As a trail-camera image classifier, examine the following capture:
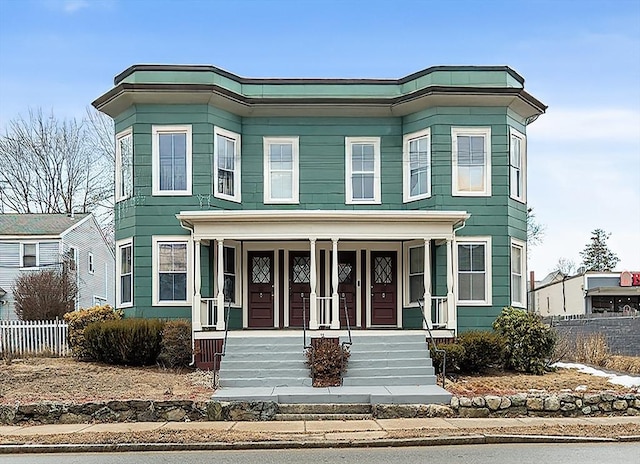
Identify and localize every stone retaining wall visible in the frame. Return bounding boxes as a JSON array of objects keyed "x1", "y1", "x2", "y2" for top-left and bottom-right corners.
[{"x1": 1, "y1": 392, "x2": 639, "y2": 424}]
